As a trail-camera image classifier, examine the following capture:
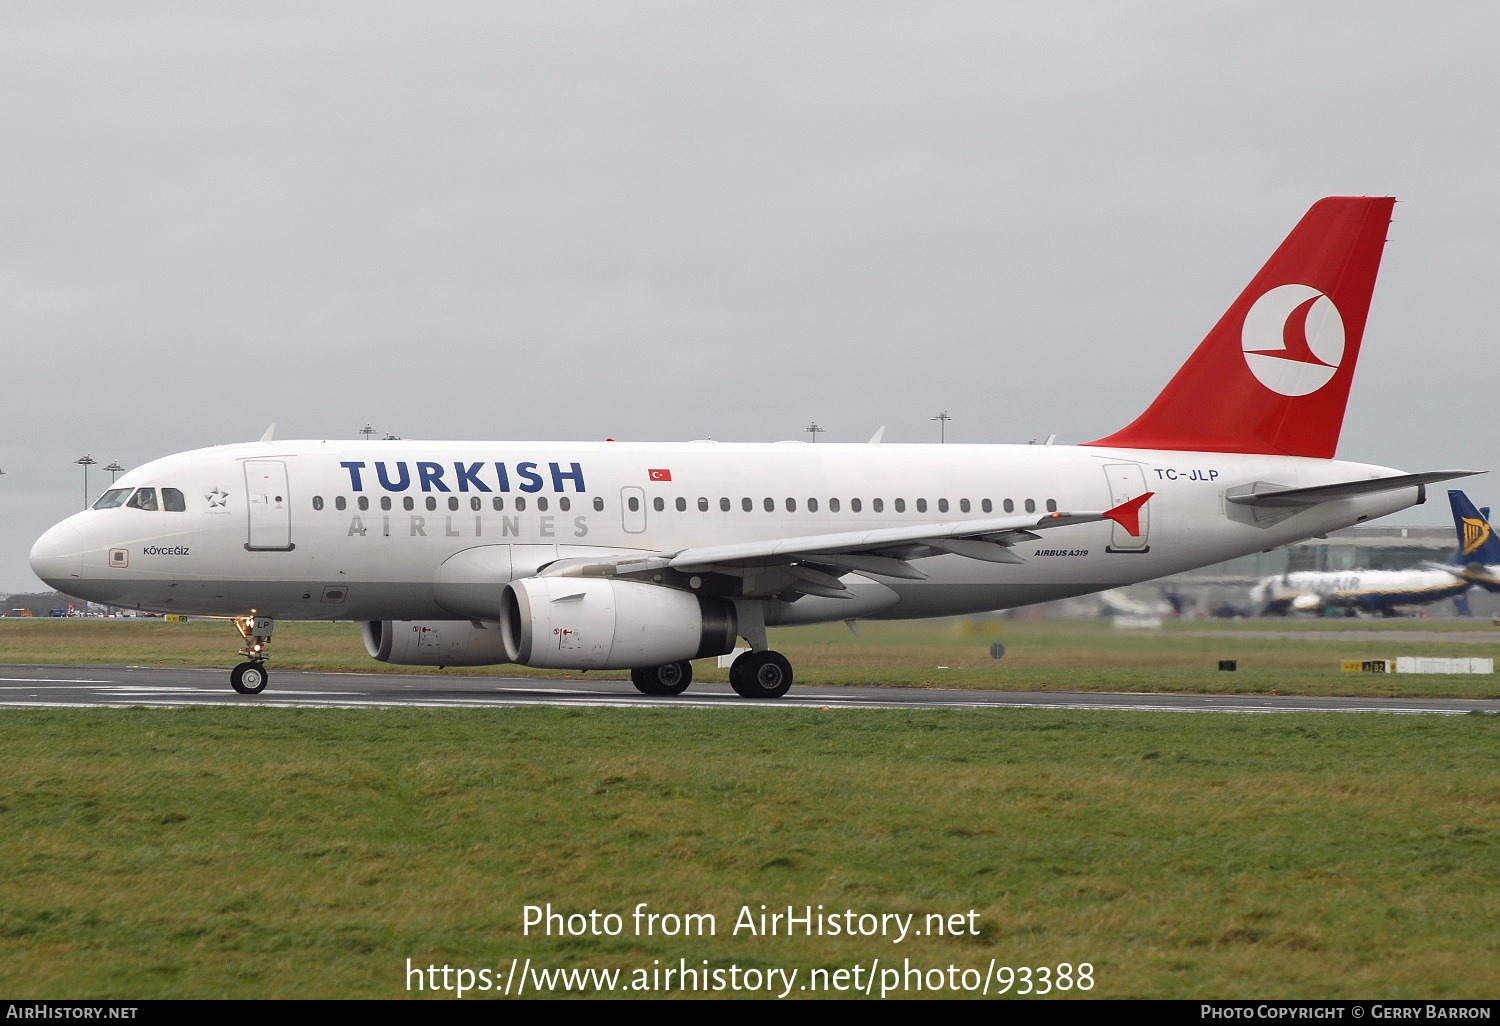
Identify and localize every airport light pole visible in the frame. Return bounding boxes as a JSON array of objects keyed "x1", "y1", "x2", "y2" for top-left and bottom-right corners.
[
  {"x1": 932, "y1": 411, "x2": 951, "y2": 443},
  {"x1": 805, "y1": 422, "x2": 825, "y2": 443},
  {"x1": 76, "y1": 454, "x2": 97, "y2": 509},
  {"x1": 104, "y1": 460, "x2": 123, "y2": 484},
  {"x1": 360, "y1": 424, "x2": 377, "y2": 440}
]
